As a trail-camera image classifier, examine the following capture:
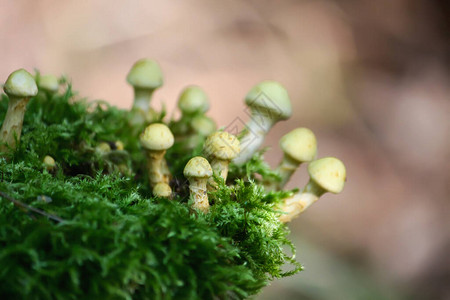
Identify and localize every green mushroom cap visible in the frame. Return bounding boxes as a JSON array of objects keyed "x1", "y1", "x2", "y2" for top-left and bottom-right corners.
[
  {"x1": 177, "y1": 85, "x2": 210, "y2": 114},
  {"x1": 308, "y1": 157, "x2": 346, "y2": 194},
  {"x1": 245, "y1": 81, "x2": 292, "y2": 121},
  {"x1": 127, "y1": 59, "x2": 163, "y2": 89},
  {"x1": 4, "y1": 69, "x2": 38, "y2": 98}
]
